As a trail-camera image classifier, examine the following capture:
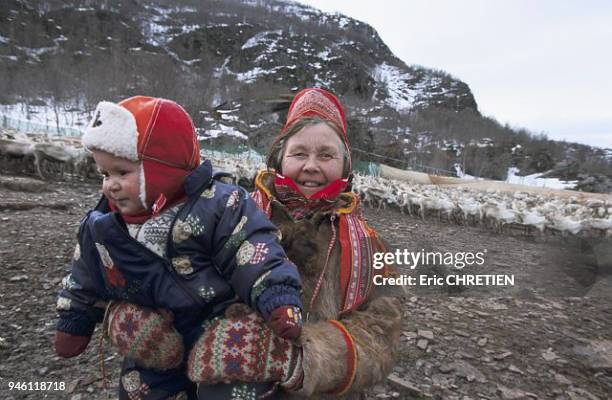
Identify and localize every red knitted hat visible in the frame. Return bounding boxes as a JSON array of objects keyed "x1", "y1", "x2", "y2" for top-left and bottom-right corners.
[{"x1": 83, "y1": 96, "x2": 200, "y2": 222}]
